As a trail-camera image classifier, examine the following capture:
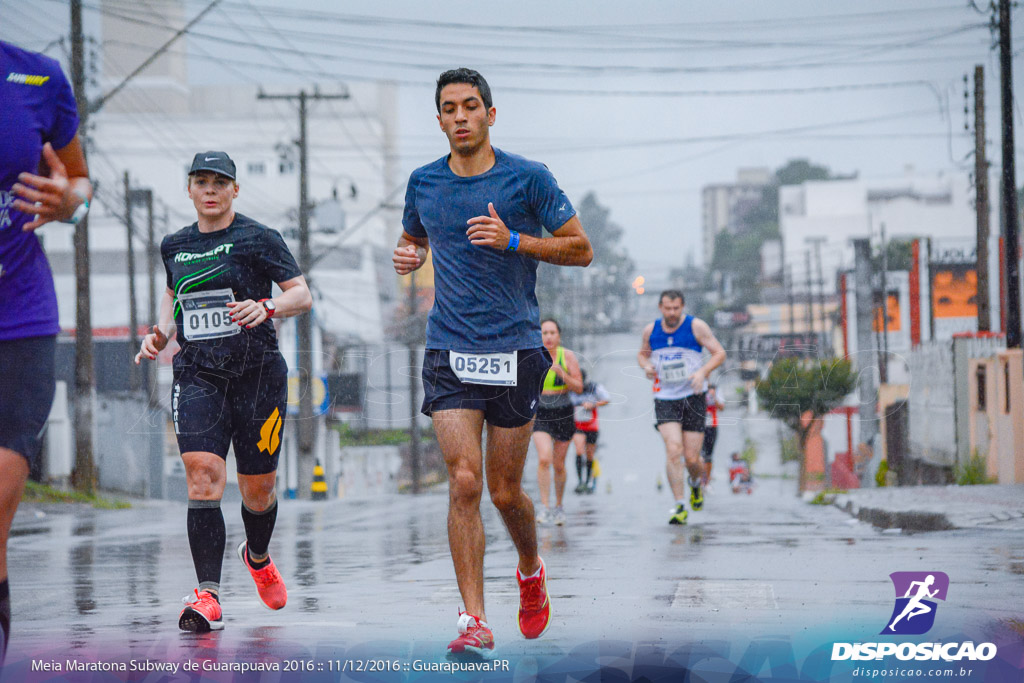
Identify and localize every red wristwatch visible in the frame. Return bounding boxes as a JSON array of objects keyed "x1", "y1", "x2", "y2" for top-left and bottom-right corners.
[{"x1": 259, "y1": 298, "x2": 276, "y2": 318}]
